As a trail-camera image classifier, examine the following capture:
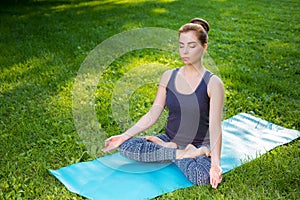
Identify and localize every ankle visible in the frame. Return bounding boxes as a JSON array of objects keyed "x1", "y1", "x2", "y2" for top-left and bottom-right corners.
[{"x1": 175, "y1": 149, "x2": 185, "y2": 159}]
